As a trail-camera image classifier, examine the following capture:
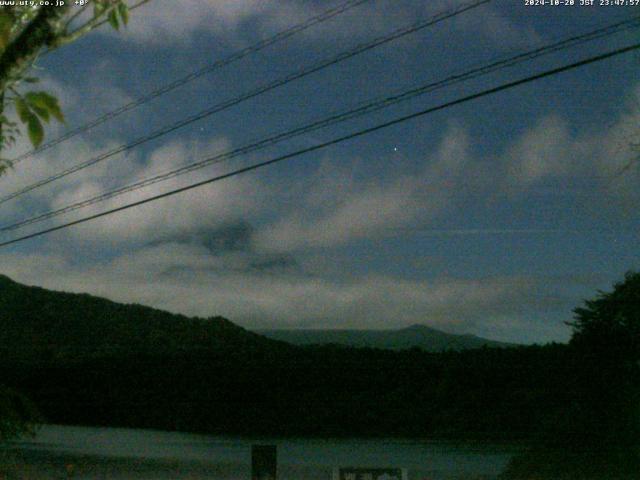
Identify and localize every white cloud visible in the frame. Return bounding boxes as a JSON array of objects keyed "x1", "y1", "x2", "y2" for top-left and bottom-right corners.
[
  {"x1": 505, "y1": 115, "x2": 575, "y2": 183},
  {"x1": 255, "y1": 123, "x2": 471, "y2": 252},
  {"x1": 0, "y1": 82, "x2": 636, "y2": 346},
  {"x1": 3, "y1": 82, "x2": 638, "y2": 255},
  {"x1": 463, "y1": 3, "x2": 540, "y2": 49},
  {"x1": 116, "y1": 0, "x2": 540, "y2": 51},
  {"x1": 0, "y1": 247, "x2": 571, "y2": 343},
  {"x1": 0, "y1": 125, "x2": 268, "y2": 249},
  {"x1": 499, "y1": 84, "x2": 640, "y2": 194},
  {"x1": 118, "y1": 0, "x2": 280, "y2": 45},
  {"x1": 50, "y1": 137, "x2": 268, "y2": 247}
]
